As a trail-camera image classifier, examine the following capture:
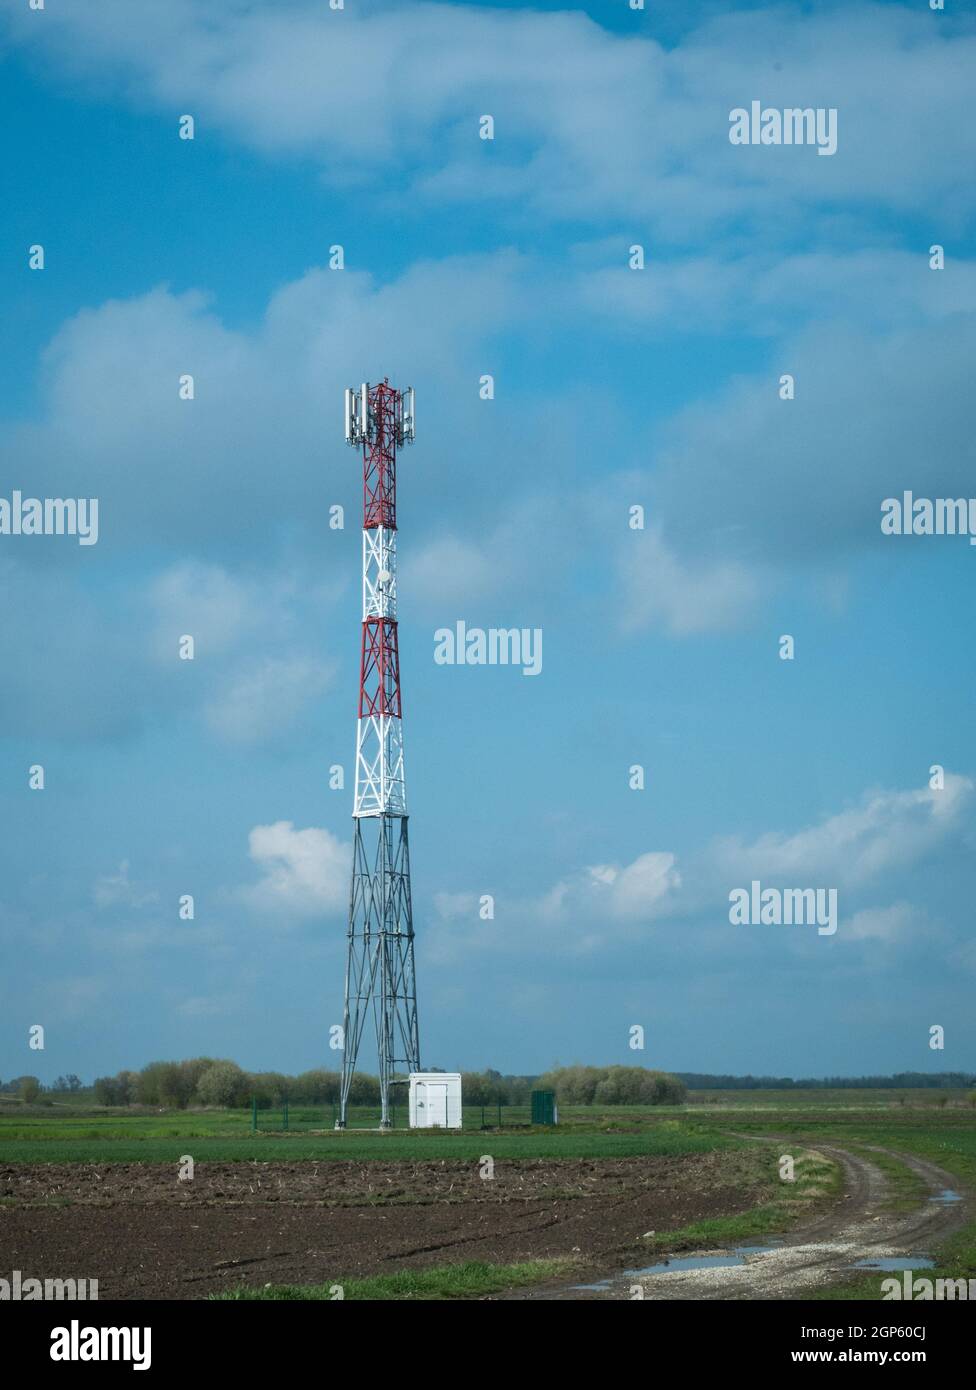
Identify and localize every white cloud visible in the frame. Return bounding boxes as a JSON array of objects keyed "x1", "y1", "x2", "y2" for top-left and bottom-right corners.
[
  {"x1": 424, "y1": 850, "x2": 683, "y2": 967},
  {"x1": 10, "y1": 245, "x2": 974, "y2": 653},
  {"x1": 433, "y1": 891, "x2": 478, "y2": 922},
  {"x1": 0, "y1": 554, "x2": 339, "y2": 745},
  {"x1": 577, "y1": 249, "x2": 976, "y2": 338},
  {"x1": 93, "y1": 860, "x2": 159, "y2": 910},
  {"x1": 535, "y1": 850, "x2": 682, "y2": 929},
  {"x1": 148, "y1": 562, "x2": 290, "y2": 661},
  {"x1": 616, "y1": 310, "x2": 976, "y2": 633},
  {"x1": 620, "y1": 527, "x2": 763, "y2": 634},
  {"x1": 205, "y1": 654, "x2": 334, "y2": 743},
  {"x1": 428, "y1": 774, "x2": 973, "y2": 964},
  {"x1": 242, "y1": 820, "x2": 349, "y2": 919},
  {"x1": 8, "y1": 257, "x2": 527, "y2": 561},
  {"x1": 844, "y1": 902, "x2": 919, "y2": 942},
  {"x1": 405, "y1": 494, "x2": 572, "y2": 612},
  {"x1": 149, "y1": 561, "x2": 338, "y2": 743},
  {"x1": 592, "y1": 852, "x2": 683, "y2": 920},
  {"x1": 7, "y1": 2, "x2": 974, "y2": 237},
  {"x1": 710, "y1": 774, "x2": 974, "y2": 890},
  {"x1": 407, "y1": 537, "x2": 504, "y2": 611},
  {"x1": 0, "y1": 559, "x2": 153, "y2": 740}
]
